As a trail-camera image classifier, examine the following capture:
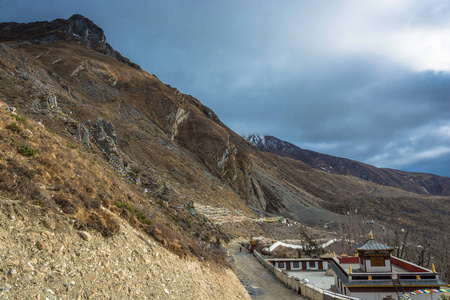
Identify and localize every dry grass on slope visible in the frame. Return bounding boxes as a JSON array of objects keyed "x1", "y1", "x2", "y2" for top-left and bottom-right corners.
[
  {"x1": 0, "y1": 102, "x2": 128, "y2": 236},
  {"x1": 257, "y1": 151, "x2": 450, "y2": 236},
  {"x1": 0, "y1": 102, "x2": 233, "y2": 264},
  {"x1": 6, "y1": 41, "x2": 253, "y2": 215}
]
